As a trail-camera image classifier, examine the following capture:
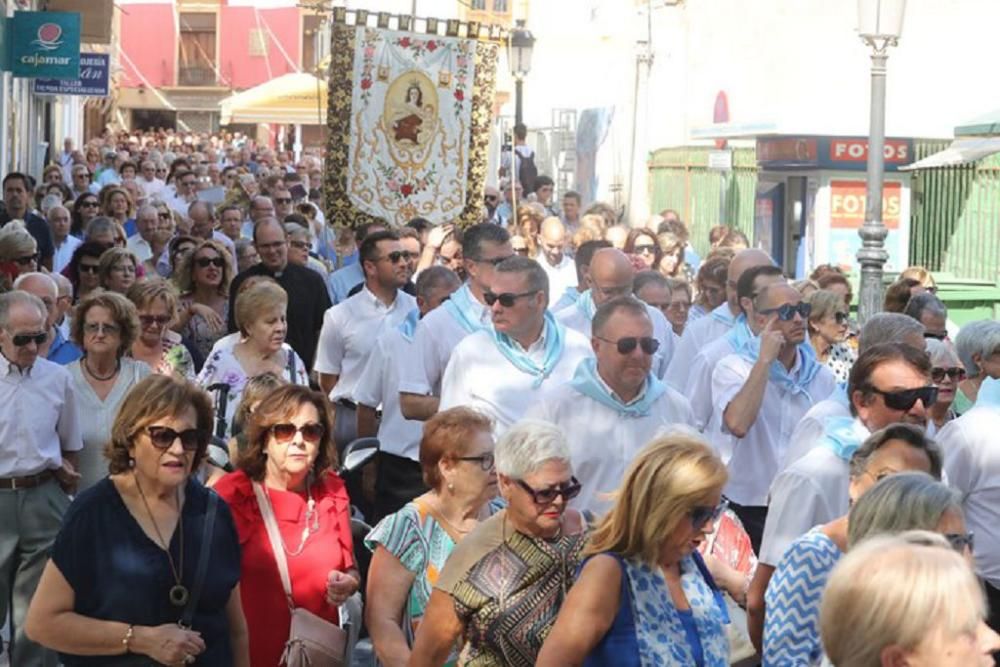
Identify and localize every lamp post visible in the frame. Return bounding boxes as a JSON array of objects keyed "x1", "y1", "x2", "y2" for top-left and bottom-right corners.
[
  {"x1": 855, "y1": 0, "x2": 906, "y2": 323},
  {"x1": 507, "y1": 19, "x2": 535, "y2": 129}
]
